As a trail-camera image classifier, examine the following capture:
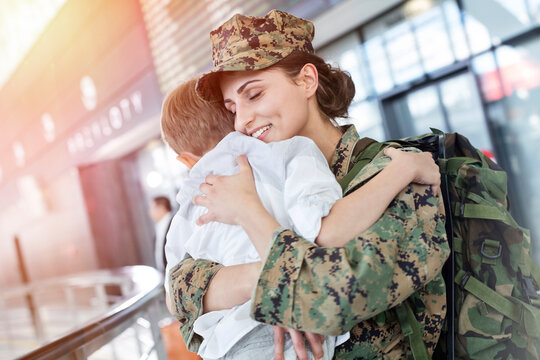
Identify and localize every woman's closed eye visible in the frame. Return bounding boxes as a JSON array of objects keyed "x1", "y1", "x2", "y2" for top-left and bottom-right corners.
[
  {"x1": 249, "y1": 91, "x2": 262, "y2": 100},
  {"x1": 245, "y1": 88, "x2": 262, "y2": 101}
]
